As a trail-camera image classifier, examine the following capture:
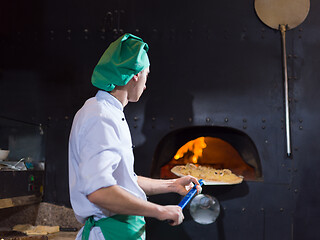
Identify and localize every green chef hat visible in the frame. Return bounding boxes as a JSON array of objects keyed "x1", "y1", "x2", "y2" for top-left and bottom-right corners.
[{"x1": 91, "y1": 33, "x2": 150, "y2": 91}]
